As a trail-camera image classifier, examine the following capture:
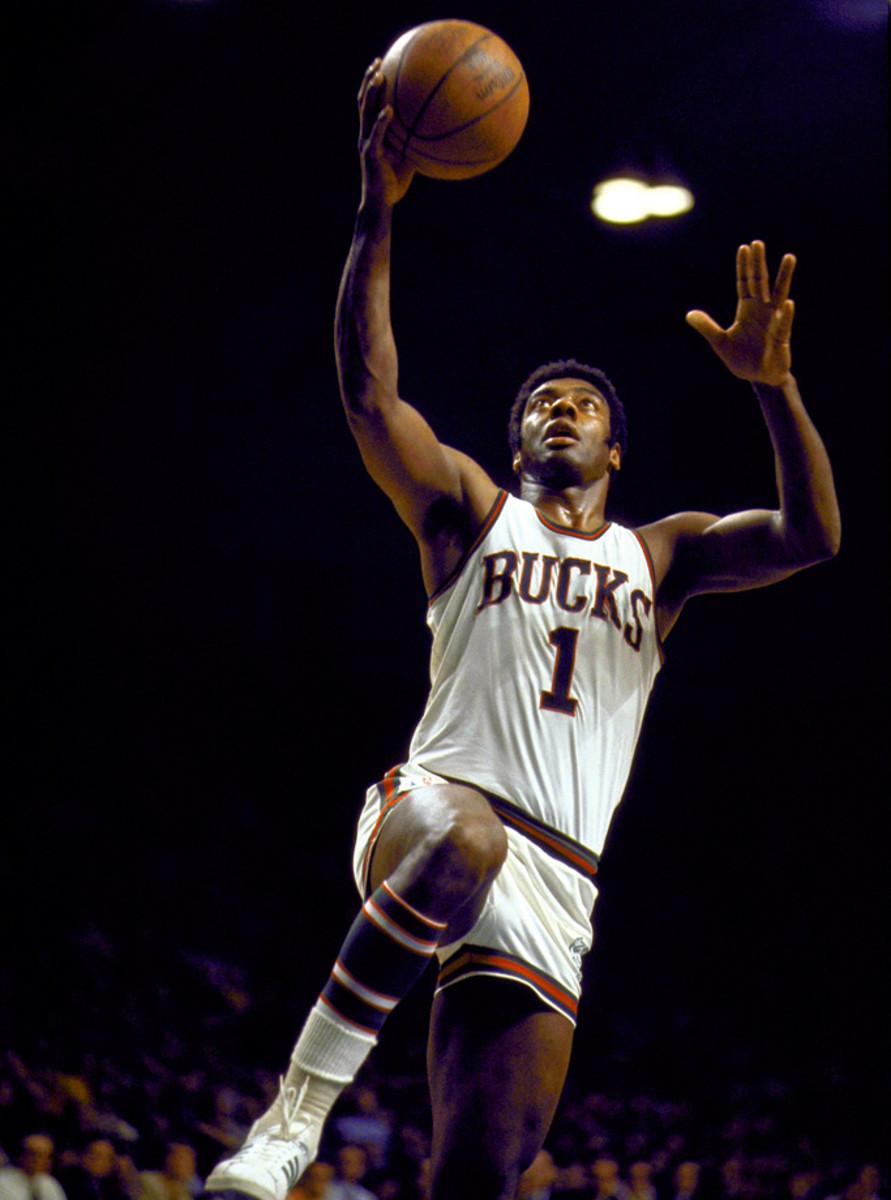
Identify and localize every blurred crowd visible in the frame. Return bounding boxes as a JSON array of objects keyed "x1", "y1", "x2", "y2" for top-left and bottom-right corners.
[
  {"x1": 0, "y1": 1086, "x2": 884, "y2": 1200},
  {"x1": 1, "y1": 924, "x2": 885, "y2": 1200}
]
